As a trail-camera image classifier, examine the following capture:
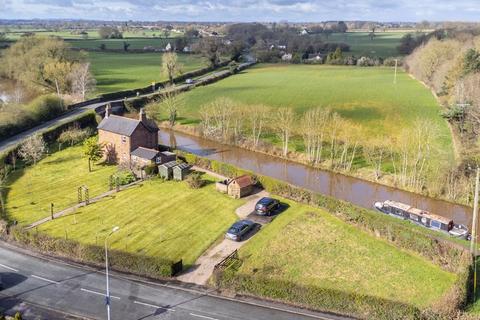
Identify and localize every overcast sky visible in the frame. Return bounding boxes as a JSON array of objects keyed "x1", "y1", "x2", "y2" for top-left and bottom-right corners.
[{"x1": 1, "y1": 0, "x2": 480, "y2": 22}]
